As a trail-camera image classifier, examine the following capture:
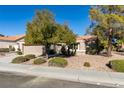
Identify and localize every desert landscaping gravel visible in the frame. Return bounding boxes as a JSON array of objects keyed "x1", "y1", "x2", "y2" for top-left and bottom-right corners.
[{"x1": 22, "y1": 52, "x2": 124, "y2": 72}]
